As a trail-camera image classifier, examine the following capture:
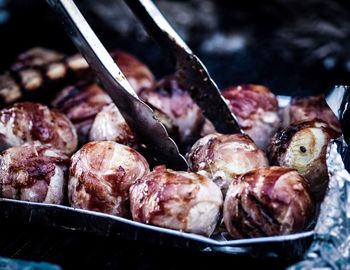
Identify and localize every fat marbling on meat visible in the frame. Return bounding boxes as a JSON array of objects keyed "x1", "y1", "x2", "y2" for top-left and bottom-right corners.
[
  {"x1": 129, "y1": 165, "x2": 223, "y2": 236},
  {"x1": 187, "y1": 133, "x2": 269, "y2": 194},
  {"x1": 68, "y1": 141, "x2": 150, "y2": 217},
  {"x1": 0, "y1": 102, "x2": 77, "y2": 155},
  {"x1": 0, "y1": 142, "x2": 70, "y2": 204},
  {"x1": 224, "y1": 166, "x2": 314, "y2": 239}
]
